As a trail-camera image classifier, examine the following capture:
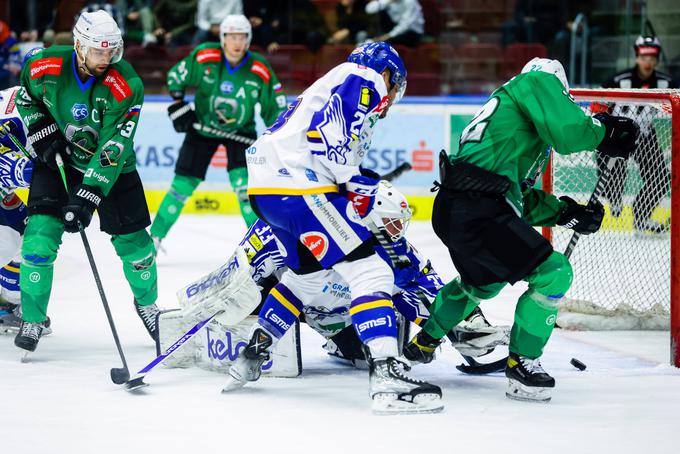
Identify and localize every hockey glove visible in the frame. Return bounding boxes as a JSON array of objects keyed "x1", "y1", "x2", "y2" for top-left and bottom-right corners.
[
  {"x1": 167, "y1": 100, "x2": 197, "y2": 133},
  {"x1": 593, "y1": 112, "x2": 639, "y2": 160},
  {"x1": 62, "y1": 184, "x2": 103, "y2": 232},
  {"x1": 0, "y1": 152, "x2": 32, "y2": 188},
  {"x1": 27, "y1": 117, "x2": 67, "y2": 170},
  {"x1": 557, "y1": 196, "x2": 604, "y2": 235},
  {"x1": 345, "y1": 174, "x2": 379, "y2": 218}
]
